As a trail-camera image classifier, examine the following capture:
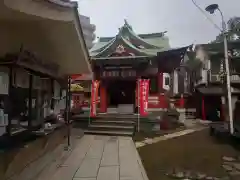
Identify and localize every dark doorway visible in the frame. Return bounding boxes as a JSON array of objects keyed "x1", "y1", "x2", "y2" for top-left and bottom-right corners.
[
  {"x1": 205, "y1": 95, "x2": 221, "y2": 121},
  {"x1": 107, "y1": 80, "x2": 135, "y2": 106}
]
